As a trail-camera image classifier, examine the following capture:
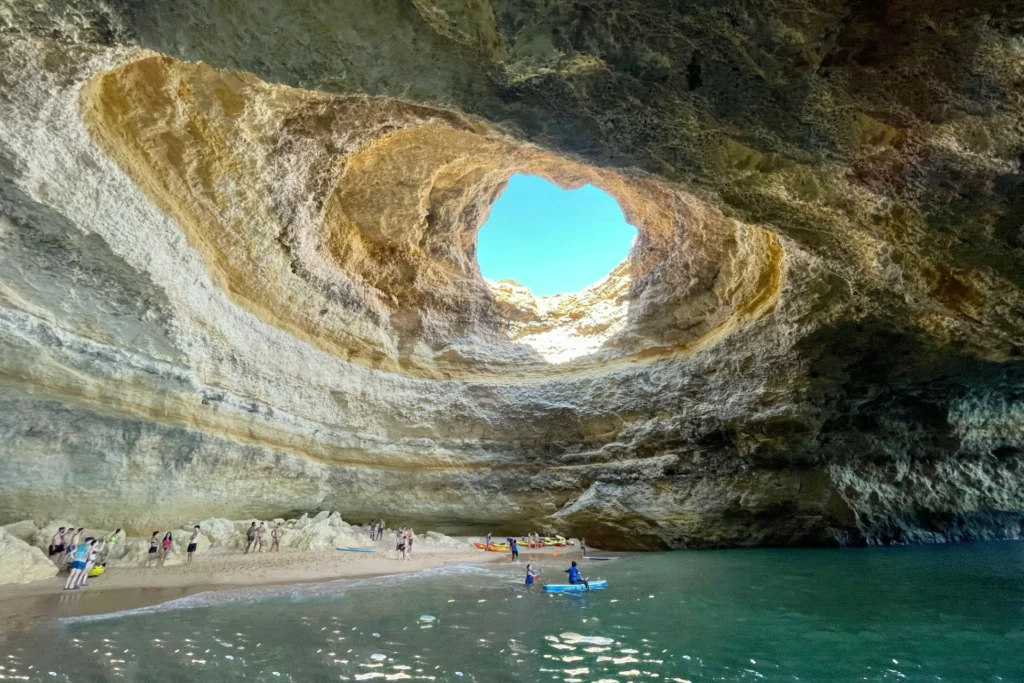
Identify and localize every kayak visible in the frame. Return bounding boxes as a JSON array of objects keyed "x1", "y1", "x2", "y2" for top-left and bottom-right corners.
[
  {"x1": 336, "y1": 547, "x2": 375, "y2": 553},
  {"x1": 88, "y1": 565, "x2": 105, "y2": 577},
  {"x1": 584, "y1": 557, "x2": 616, "y2": 561},
  {"x1": 543, "y1": 580, "x2": 608, "y2": 593},
  {"x1": 473, "y1": 542, "x2": 510, "y2": 552}
]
